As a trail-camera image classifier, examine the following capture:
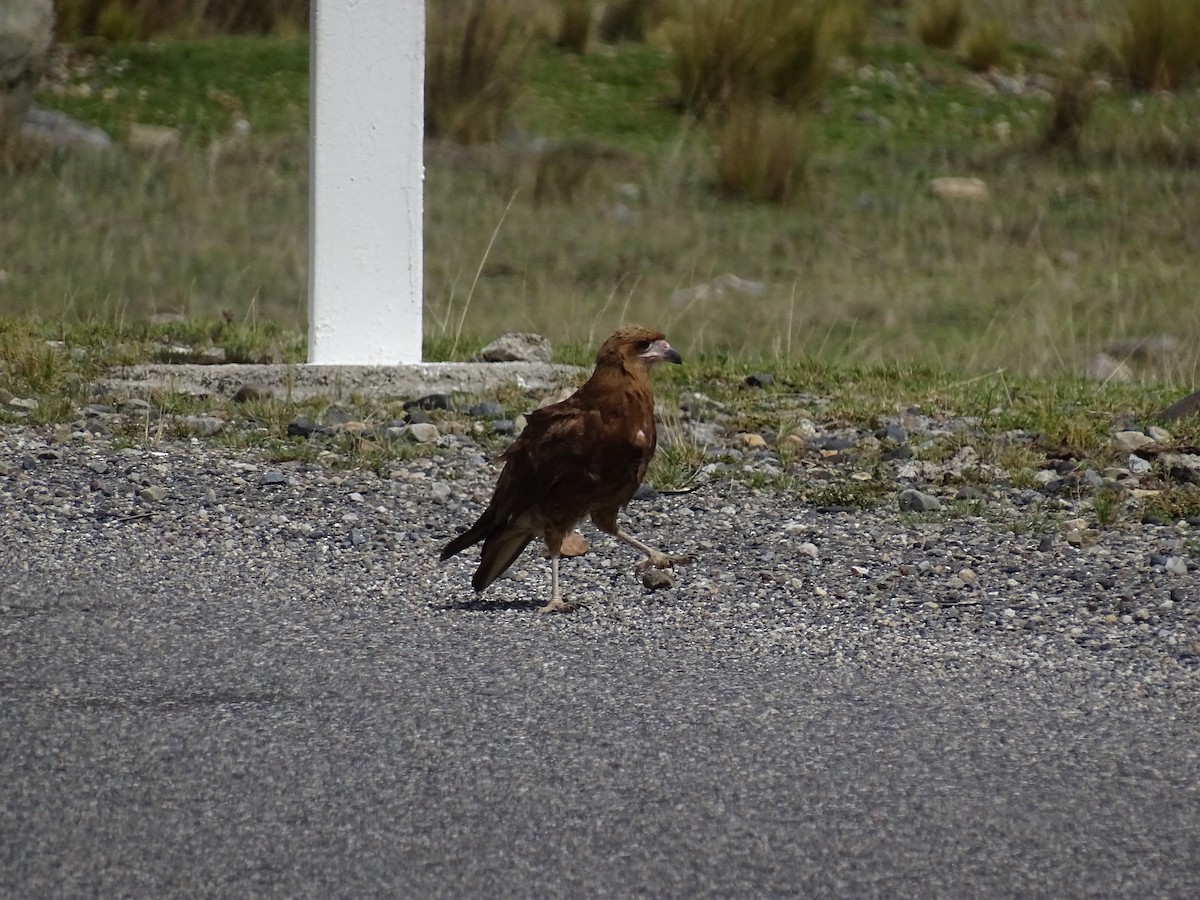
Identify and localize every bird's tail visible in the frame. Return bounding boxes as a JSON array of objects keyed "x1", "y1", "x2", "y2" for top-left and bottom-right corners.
[
  {"x1": 473, "y1": 528, "x2": 535, "y2": 592},
  {"x1": 440, "y1": 515, "x2": 491, "y2": 561}
]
